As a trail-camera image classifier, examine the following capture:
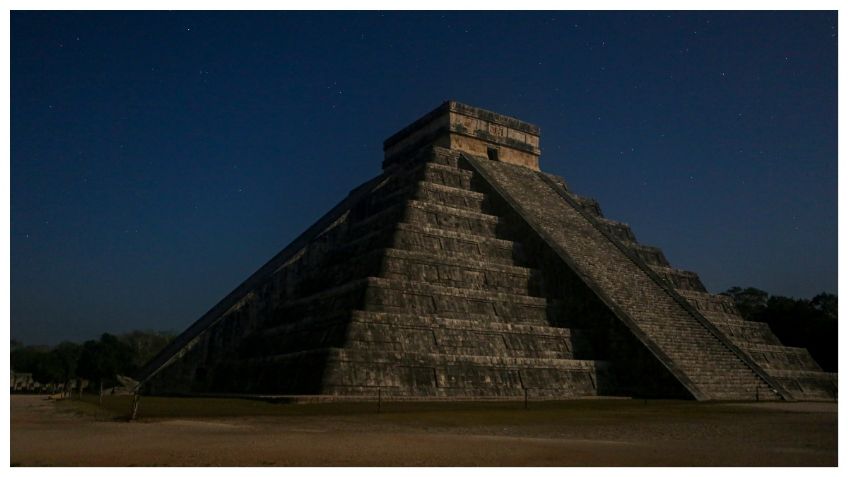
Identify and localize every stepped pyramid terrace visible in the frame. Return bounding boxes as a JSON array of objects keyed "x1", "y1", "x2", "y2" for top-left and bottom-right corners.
[{"x1": 137, "y1": 101, "x2": 837, "y2": 401}]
